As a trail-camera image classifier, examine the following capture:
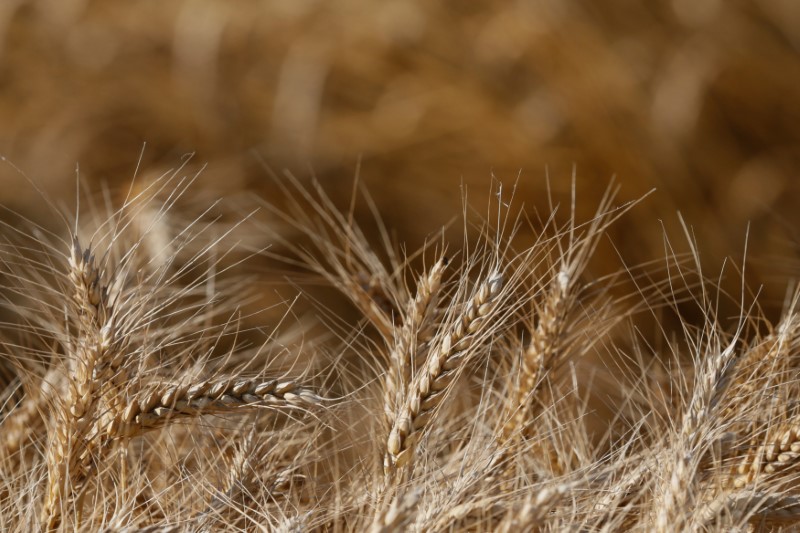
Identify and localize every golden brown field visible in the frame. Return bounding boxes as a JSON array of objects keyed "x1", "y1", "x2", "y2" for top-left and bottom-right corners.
[{"x1": 2, "y1": 1, "x2": 800, "y2": 531}]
